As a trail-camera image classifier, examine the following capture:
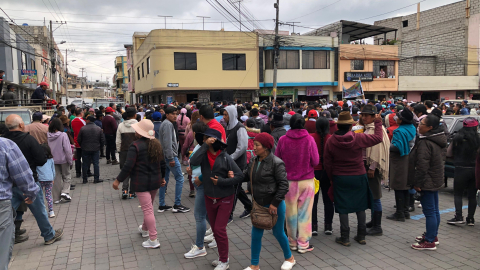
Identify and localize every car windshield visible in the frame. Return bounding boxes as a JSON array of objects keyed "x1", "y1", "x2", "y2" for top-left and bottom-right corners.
[{"x1": 0, "y1": 111, "x2": 31, "y2": 125}]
